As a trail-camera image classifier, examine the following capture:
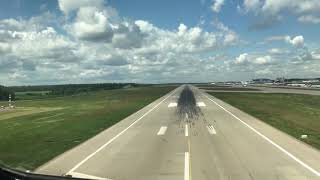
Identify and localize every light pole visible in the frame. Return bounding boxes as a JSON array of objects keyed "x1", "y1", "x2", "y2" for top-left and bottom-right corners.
[{"x1": 8, "y1": 94, "x2": 11, "y2": 108}]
